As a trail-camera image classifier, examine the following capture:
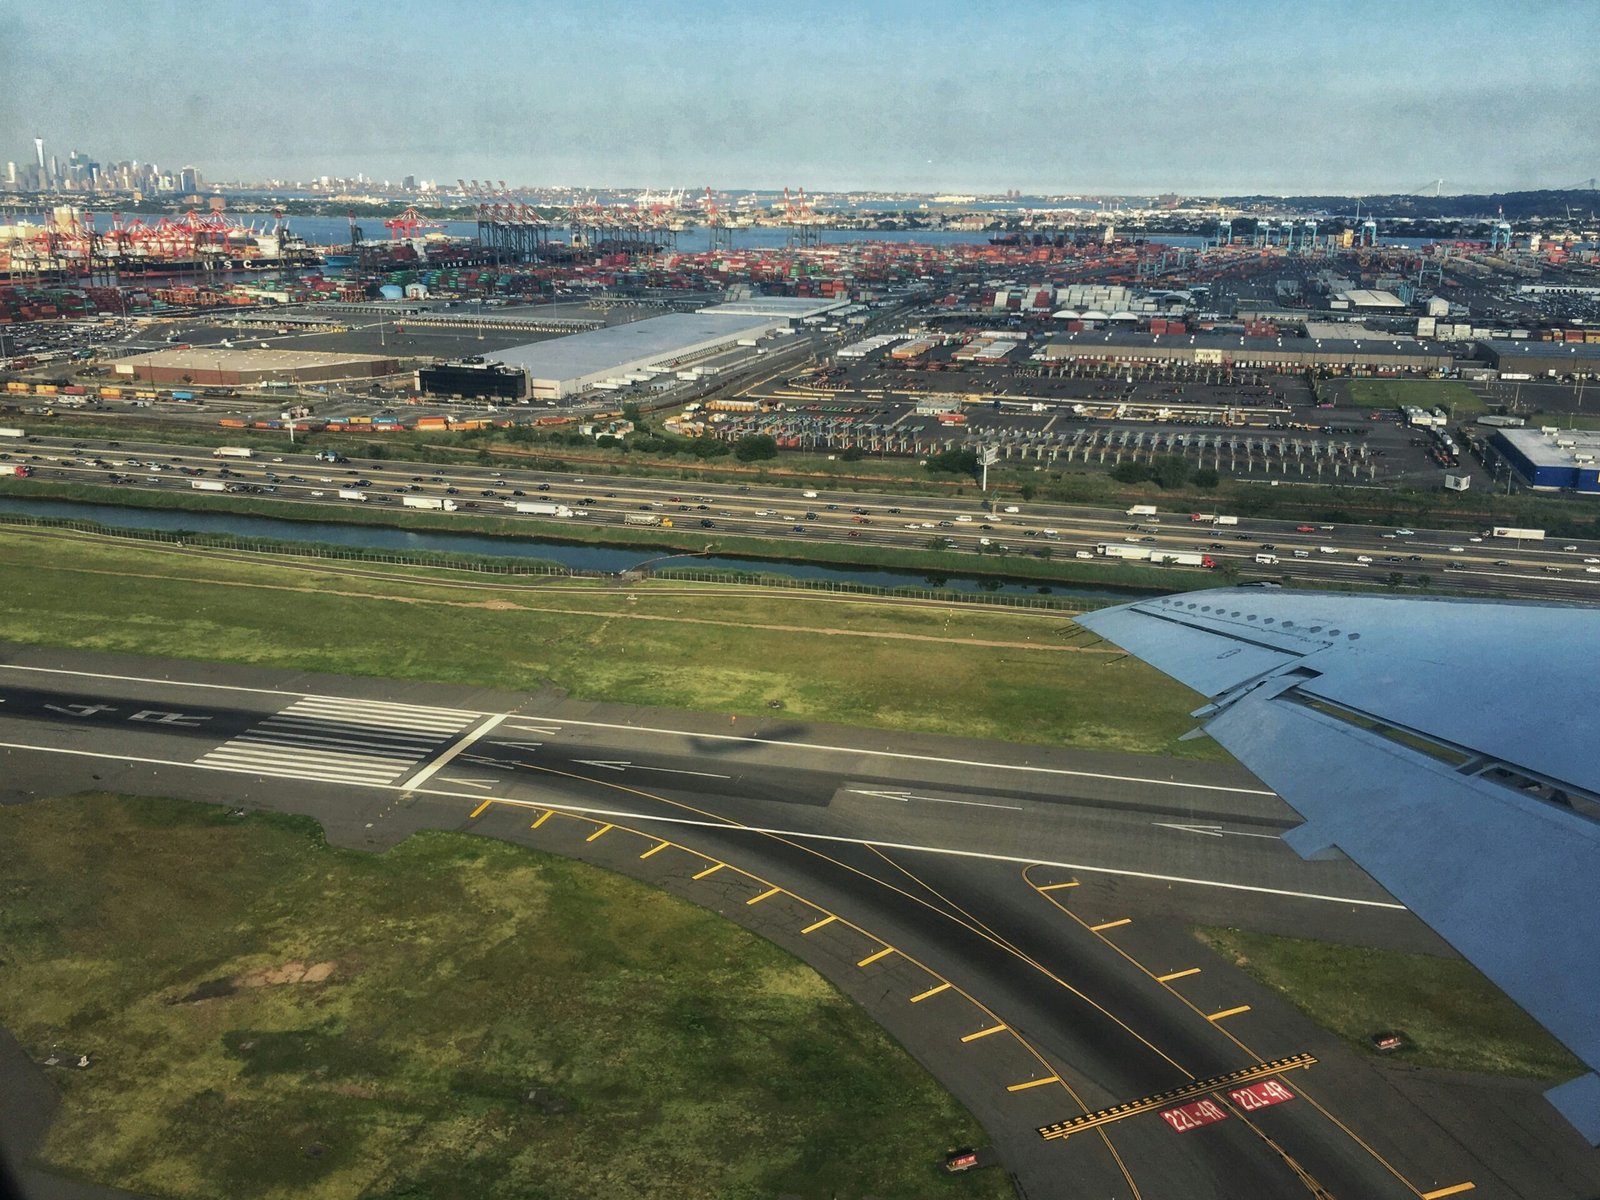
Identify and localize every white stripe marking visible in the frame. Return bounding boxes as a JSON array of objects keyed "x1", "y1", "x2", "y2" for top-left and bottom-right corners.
[
  {"x1": 228, "y1": 737, "x2": 419, "y2": 764},
  {"x1": 260, "y1": 716, "x2": 445, "y2": 743},
  {"x1": 198, "y1": 747, "x2": 411, "y2": 773},
  {"x1": 401, "y1": 714, "x2": 506, "y2": 791}
]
